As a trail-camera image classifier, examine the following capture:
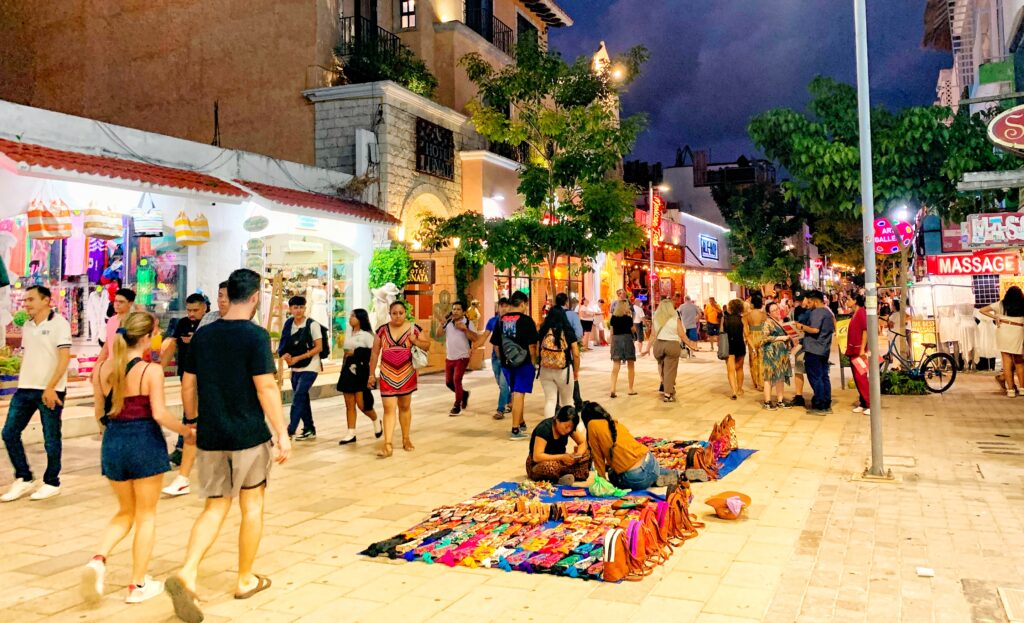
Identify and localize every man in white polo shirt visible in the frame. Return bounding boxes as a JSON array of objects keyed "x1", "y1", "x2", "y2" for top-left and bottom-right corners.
[{"x1": 1, "y1": 285, "x2": 72, "y2": 502}]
